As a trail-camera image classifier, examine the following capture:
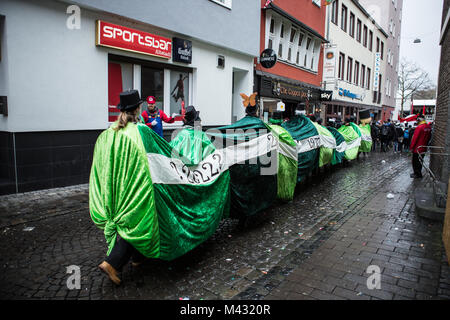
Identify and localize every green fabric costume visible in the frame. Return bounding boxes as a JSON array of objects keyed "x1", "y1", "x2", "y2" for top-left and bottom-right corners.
[
  {"x1": 282, "y1": 115, "x2": 320, "y2": 183},
  {"x1": 338, "y1": 124, "x2": 361, "y2": 160}
]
